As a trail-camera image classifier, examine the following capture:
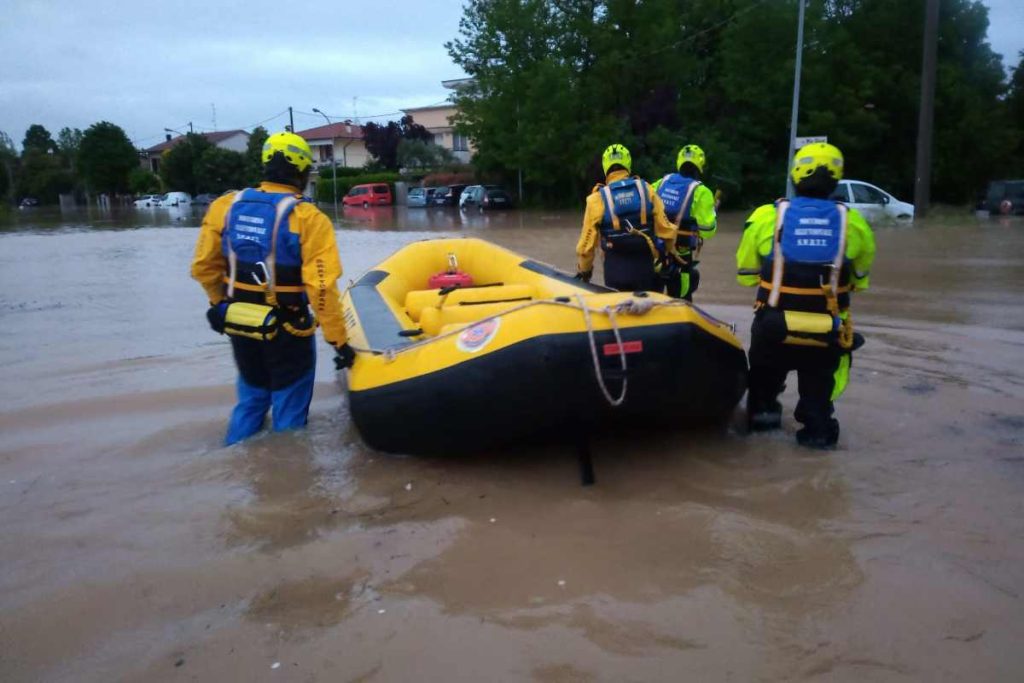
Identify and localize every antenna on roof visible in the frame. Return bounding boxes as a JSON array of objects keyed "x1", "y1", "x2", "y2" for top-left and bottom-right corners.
[{"x1": 211, "y1": 103, "x2": 217, "y2": 132}]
